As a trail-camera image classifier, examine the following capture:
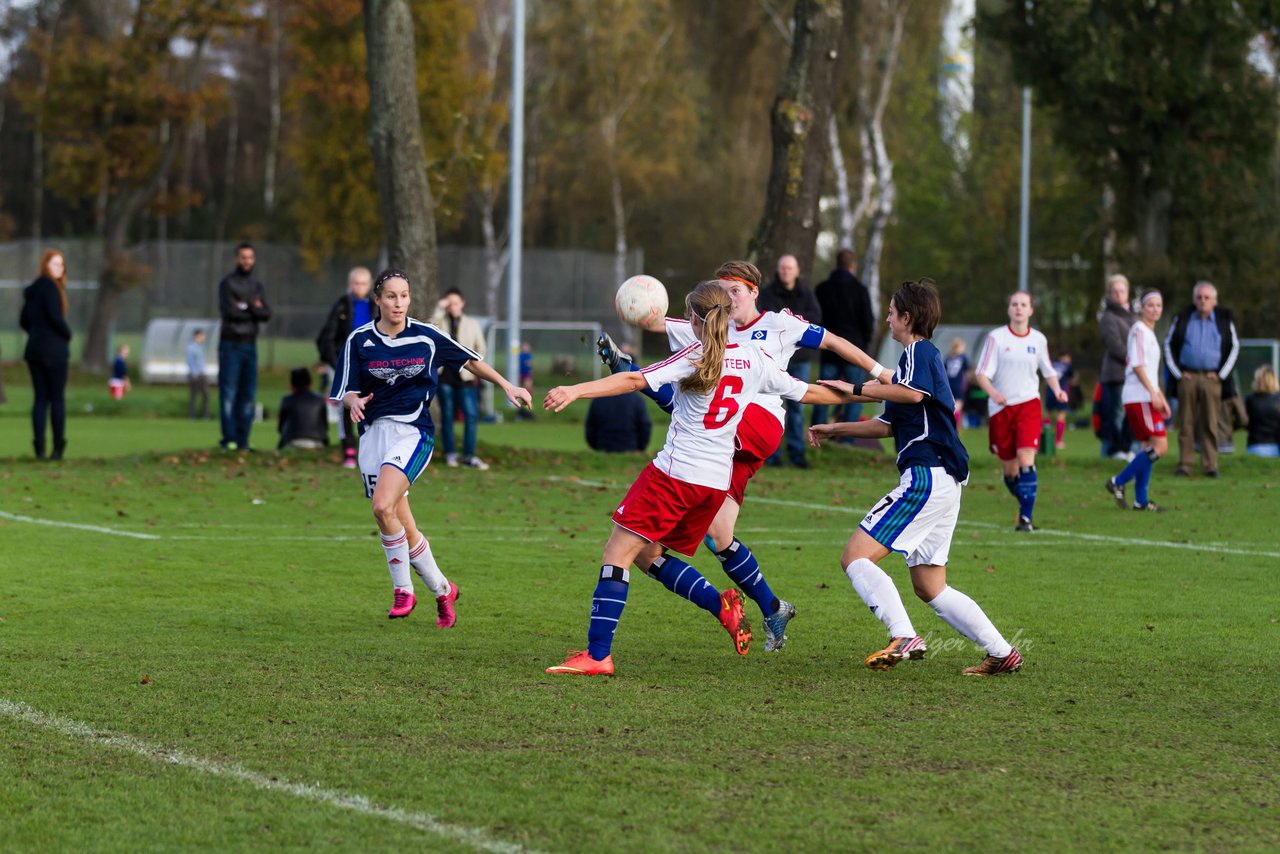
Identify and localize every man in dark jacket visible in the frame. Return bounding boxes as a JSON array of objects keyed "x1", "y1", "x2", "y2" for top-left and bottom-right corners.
[
  {"x1": 758, "y1": 254, "x2": 822, "y2": 468},
  {"x1": 1163, "y1": 281, "x2": 1240, "y2": 478},
  {"x1": 812, "y1": 248, "x2": 874, "y2": 429},
  {"x1": 316, "y1": 266, "x2": 374, "y2": 467},
  {"x1": 1097, "y1": 274, "x2": 1135, "y2": 459},
  {"x1": 217, "y1": 242, "x2": 272, "y2": 451},
  {"x1": 278, "y1": 367, "x2": 330, "y2": 450}
]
